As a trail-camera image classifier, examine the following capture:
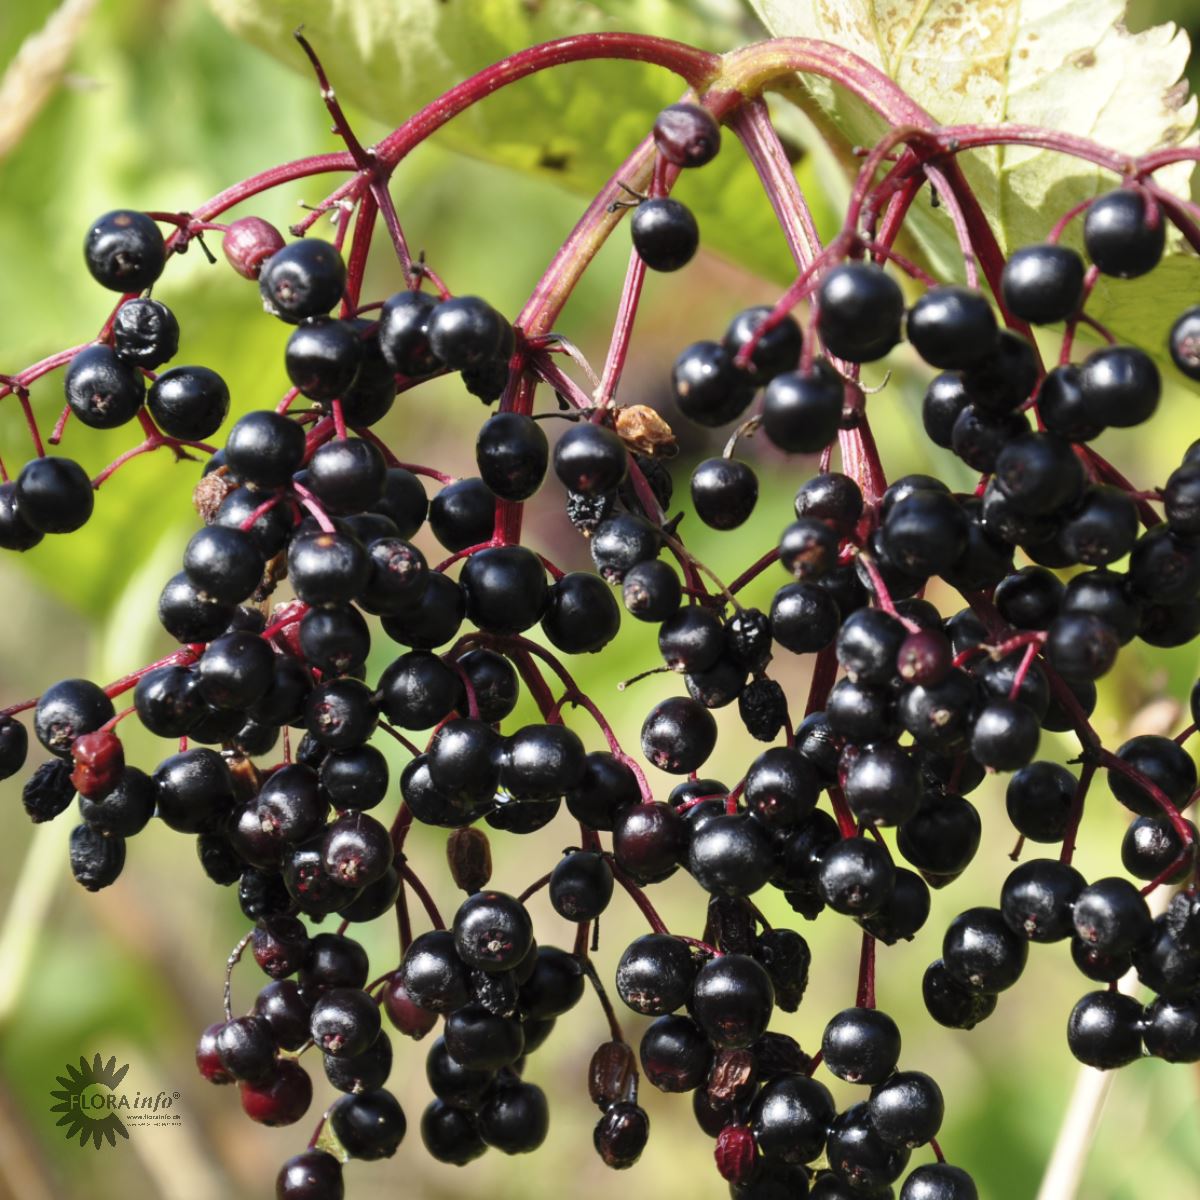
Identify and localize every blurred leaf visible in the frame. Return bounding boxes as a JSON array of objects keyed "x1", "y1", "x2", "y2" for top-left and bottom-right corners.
[{"x1": 750, "y1": 0, "x2": 1200, "y2": 349}]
